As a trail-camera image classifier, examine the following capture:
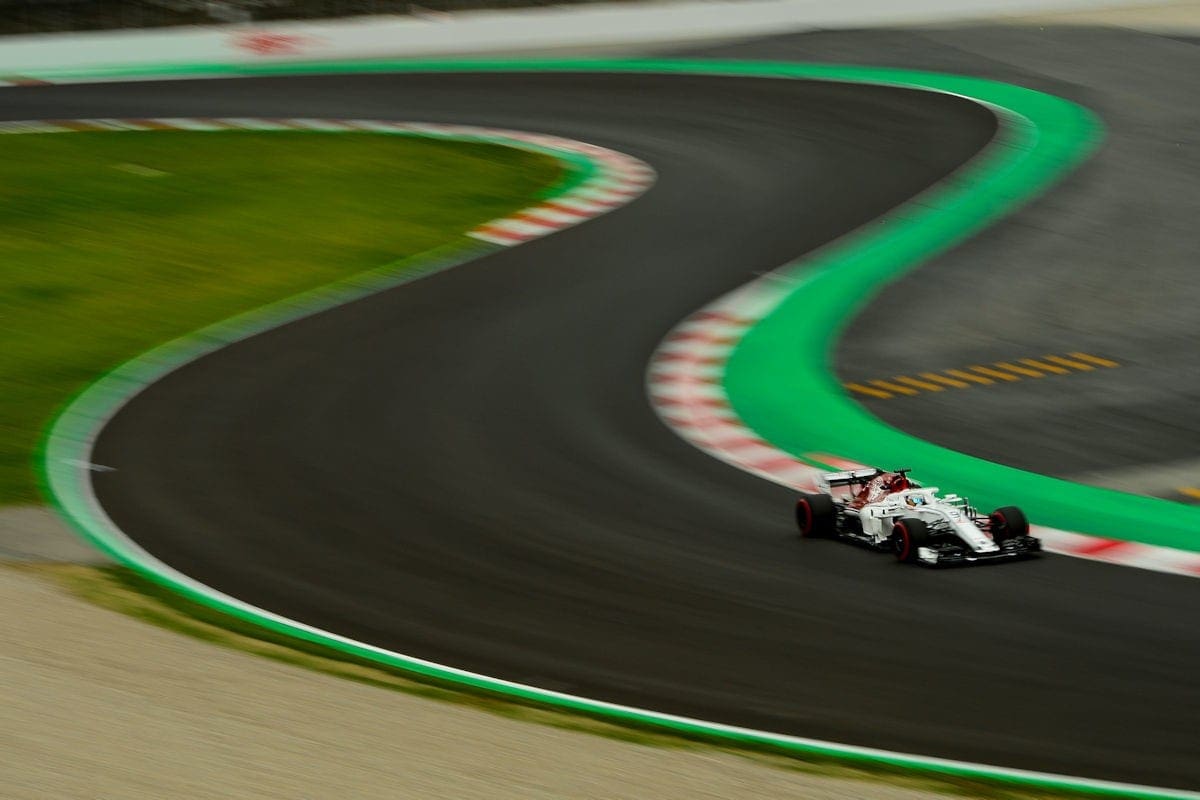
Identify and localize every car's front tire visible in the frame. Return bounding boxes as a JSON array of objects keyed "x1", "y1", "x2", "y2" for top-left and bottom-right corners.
[
  {"x1": 891, "y1": 517, "x2": 929, "y2": 563},
  {"x1": 796, "y1": 493, "x2": 836, "y2": 537},
  {"x1": 989, "y1": 506, "x2": 1029, "y2": 543}
]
